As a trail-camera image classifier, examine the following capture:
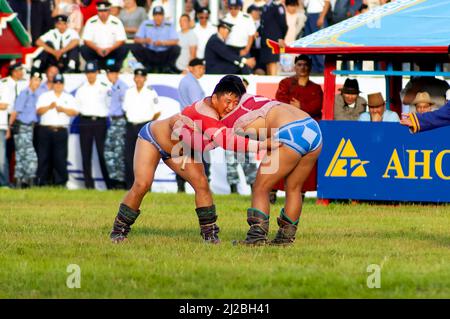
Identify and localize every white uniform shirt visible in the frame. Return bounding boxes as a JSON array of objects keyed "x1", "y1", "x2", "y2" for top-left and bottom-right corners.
[
  {"x1": 224, "y1": 11, "x2": 256, "y2": 48},
  {"x1": 0, "y1": 77, "x2": 26, "y2": 114},
  {"x1": 82, "y1": 15, "x2": 127, "y2": 49},
  {"x1": 39, "y1": 28, "x2": 80, "y2": 50},
  {"x1": 0, "y1": 84, "x2": 11, "y2": 130},
  {"x1": 123, "y1": 86, "x2": 161, "y2": 124},
  {"x1": 193, "y1": 22, "x2": 216, "y2": 59},
  {"x1": 75, "y1": 79, "x2": 110, "y2": 117},
  {"x1": 36, "y1": 91, "x2": 79, "y2": 126},
  {"x1": 303, "y1": 0, "x2": 330, "y2": 14}
]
